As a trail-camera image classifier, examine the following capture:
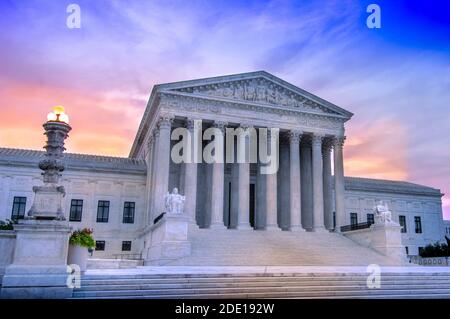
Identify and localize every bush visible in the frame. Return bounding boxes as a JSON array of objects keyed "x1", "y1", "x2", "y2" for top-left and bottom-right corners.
[
  {"x1": 69, "y1": 228, "x2": 95, "y2": 248},
  {"x1": 0, "y1": 219, "x2": 15, "y2": 231},
  {"x1": 420, "y1": 241, "x2": 450, "y2": 258}
]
